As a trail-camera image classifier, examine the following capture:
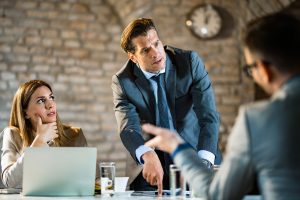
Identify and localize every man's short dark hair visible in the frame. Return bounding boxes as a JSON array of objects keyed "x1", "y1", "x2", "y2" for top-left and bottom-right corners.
[
  {"x1": 121, "y1": 18, "x2": 157, "y2": 53},
  {"x1": 243, "y1": 12, "x2": 300, "y2": 72}
]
